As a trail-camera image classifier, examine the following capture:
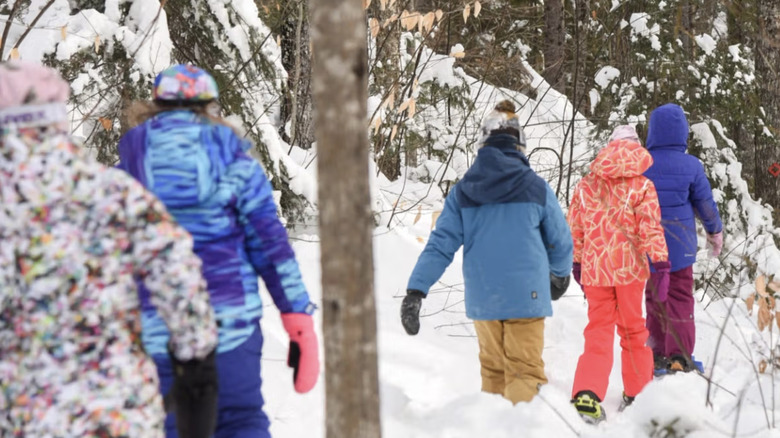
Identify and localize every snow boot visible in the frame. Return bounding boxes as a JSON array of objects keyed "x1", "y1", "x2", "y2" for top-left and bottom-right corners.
[{"x1": 572, "y1": 390, "x2": 606, "y2": 424}]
